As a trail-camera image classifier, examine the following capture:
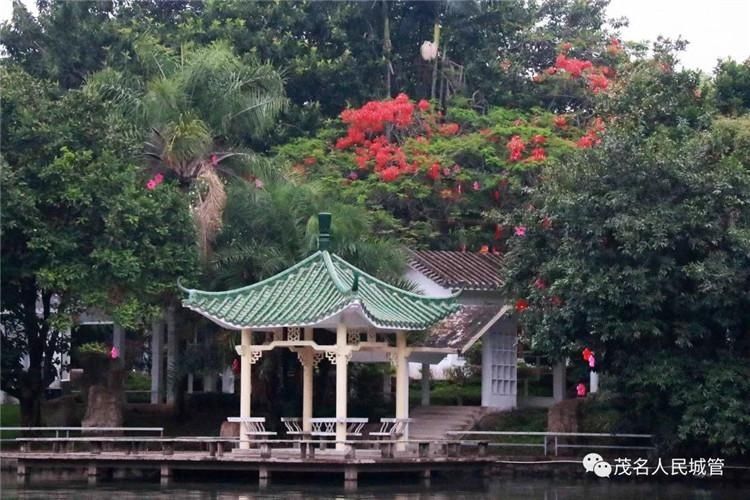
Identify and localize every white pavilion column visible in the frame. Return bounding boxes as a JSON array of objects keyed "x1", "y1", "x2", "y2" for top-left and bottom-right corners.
[
  {"x1": 420, "y1": 363, "x2": 431, "y2": 406},
  {"x1": 166, "y1": 305, "x2": 177, "y2": 405},
  {"x1": 302, "y1": 327, "x2": 314, "y2": 433},
  {"x1": 335, "y1": 323, "x2": 348, "y2": 450},
  {"x1": 150, "y1": 316, "x2": 164, "y2": 404},
  {"x1": 240, "y1": 328, "x2": 253, "y2": 450},
  {"x1": 590, "y1": 371, "x2": 599, "y2": 394},
  {"x1": 395, "y1": 331, "x2": 409, "y2": 450}
]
